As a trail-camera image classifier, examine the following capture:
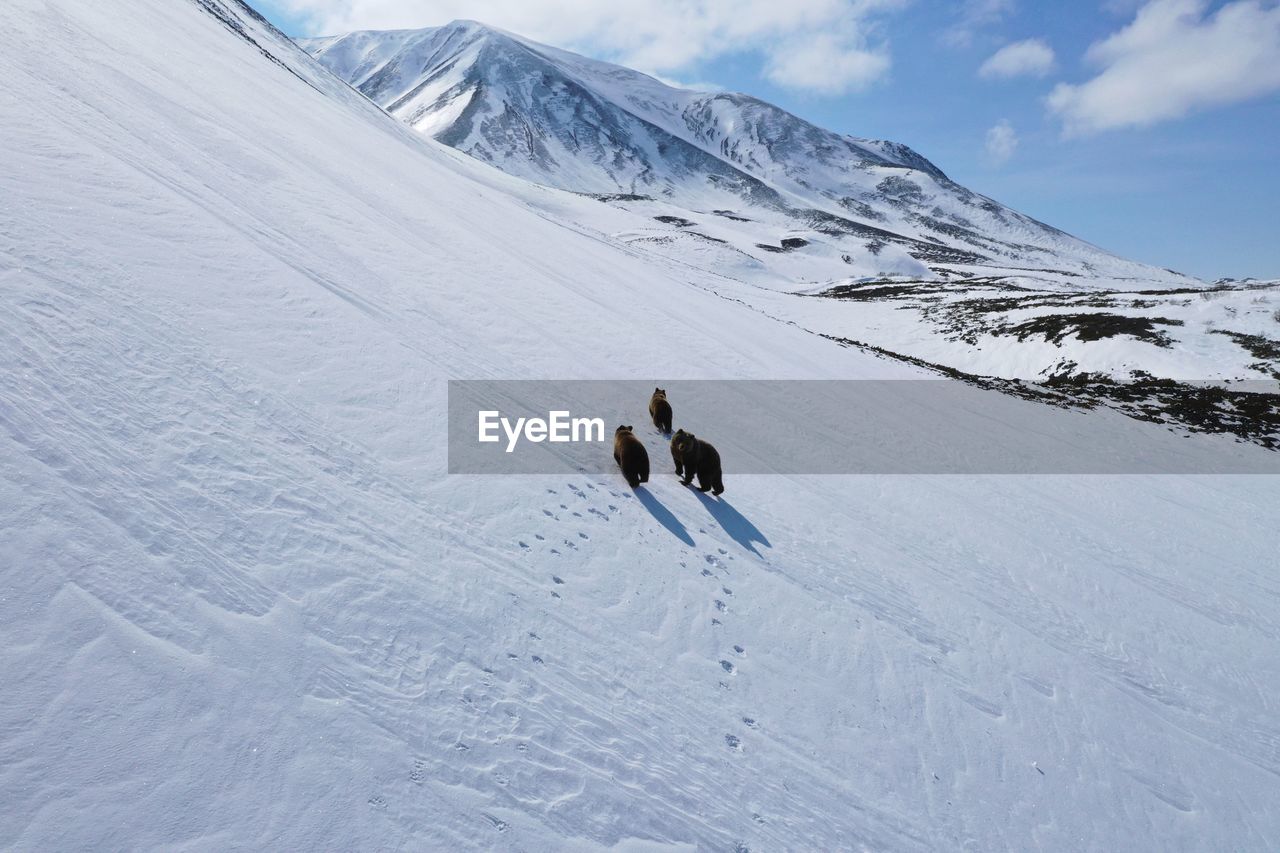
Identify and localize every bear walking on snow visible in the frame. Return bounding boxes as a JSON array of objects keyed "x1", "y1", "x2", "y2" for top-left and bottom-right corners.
[
  {"x1": 649, "y1": 388, "x2": 672, "y2": 434},
  {"x1": 671, "y1": 429, "x2": 724, "y2": 495},
  {"x1": 614, "y1": 425, "x2": 650, "y2": 488}
]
